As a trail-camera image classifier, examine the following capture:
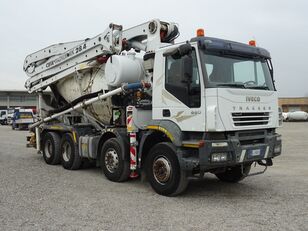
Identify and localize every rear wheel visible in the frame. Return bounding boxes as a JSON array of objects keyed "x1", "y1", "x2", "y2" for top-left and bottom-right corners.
[
  {"x1": 42, "y1": 132, "x2": 61, "y2": 165},
  {"x1": 146, "y1": 142, "x2": 188, "y2": 196},
  {"x1": 100, "y1": 138, "x2": 130, "y2": 182},
  {"x1": 60, "y1": 133, "x2": 82, "y2": 170},
  {"x1": 215, "y1": 164, "x2": 251, "y2": 183}
]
